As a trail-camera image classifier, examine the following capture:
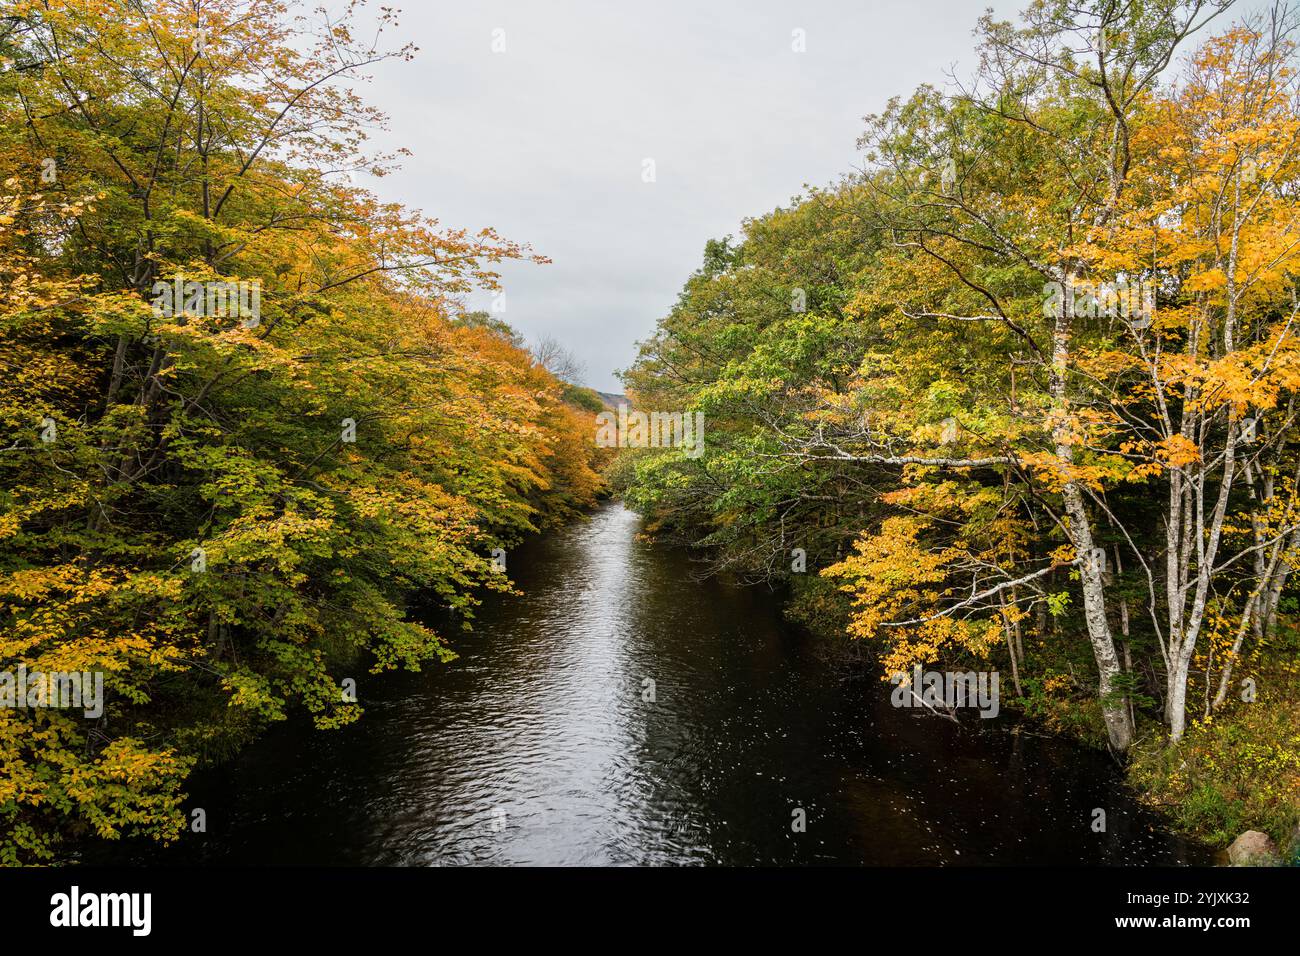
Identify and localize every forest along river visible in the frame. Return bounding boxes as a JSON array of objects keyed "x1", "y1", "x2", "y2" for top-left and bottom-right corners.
[{"x1": 124, "y1": 501, "x2": 1208, "y2": 865}]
